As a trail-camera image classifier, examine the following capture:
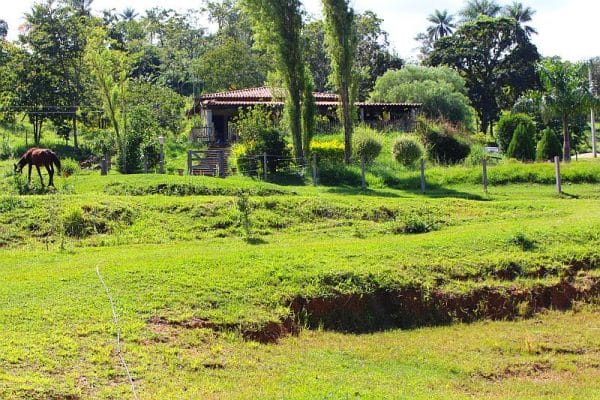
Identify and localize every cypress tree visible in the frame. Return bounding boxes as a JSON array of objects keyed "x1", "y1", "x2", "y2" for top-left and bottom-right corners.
[{"x1": 507, "y1": 123, "x2": 536, "y2": 161}]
